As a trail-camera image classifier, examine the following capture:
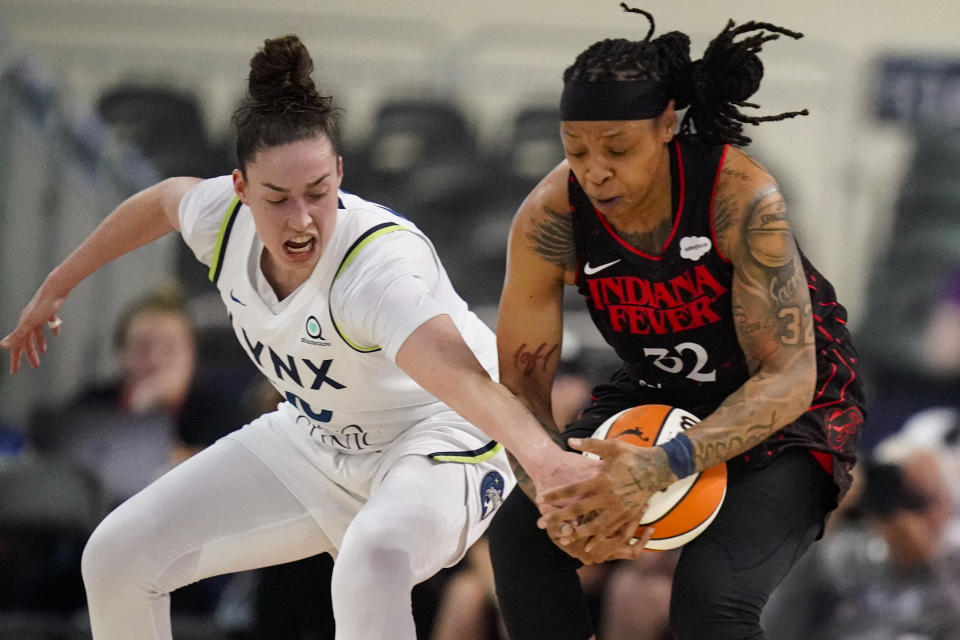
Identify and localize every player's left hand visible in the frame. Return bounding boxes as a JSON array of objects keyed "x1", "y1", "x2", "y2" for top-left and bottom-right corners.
[
  {"x1": 535, "y1": 437, "x2": 671, "y2": 549},
  {"x1": 551, "y1": 518, "x2": 655, "y2": 564}
]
